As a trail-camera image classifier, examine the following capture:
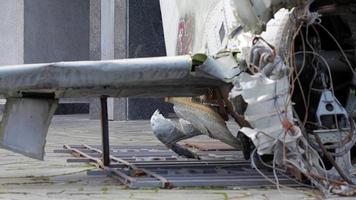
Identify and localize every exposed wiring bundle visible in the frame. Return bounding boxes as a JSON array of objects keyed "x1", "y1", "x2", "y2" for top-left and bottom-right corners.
[{"x1": 232, "y1": 7, "x2": 356, "y2": 196}]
